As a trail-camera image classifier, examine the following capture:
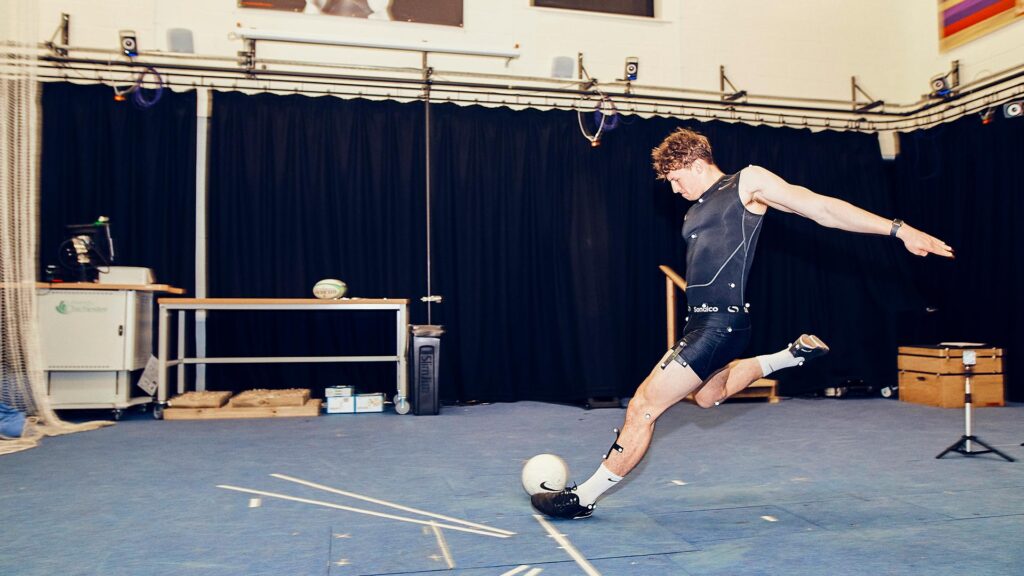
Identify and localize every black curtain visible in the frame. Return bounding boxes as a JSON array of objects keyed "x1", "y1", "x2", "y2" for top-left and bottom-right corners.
[
  {"x1": 890, "y1": 116, "x2": 1024, "y2": 401},
  {"x1": 203, "y1": 92, "x2": 925, "y2": 402},
  {"x1": 40, "y1": 82, "x2": 196, "y2": 295},
  {"x1": 205, "y1": 92, "x2": 426, "y2": 395},
  {"x1": 44, "y1": 84, "x2": 954, "y2": 403}
]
